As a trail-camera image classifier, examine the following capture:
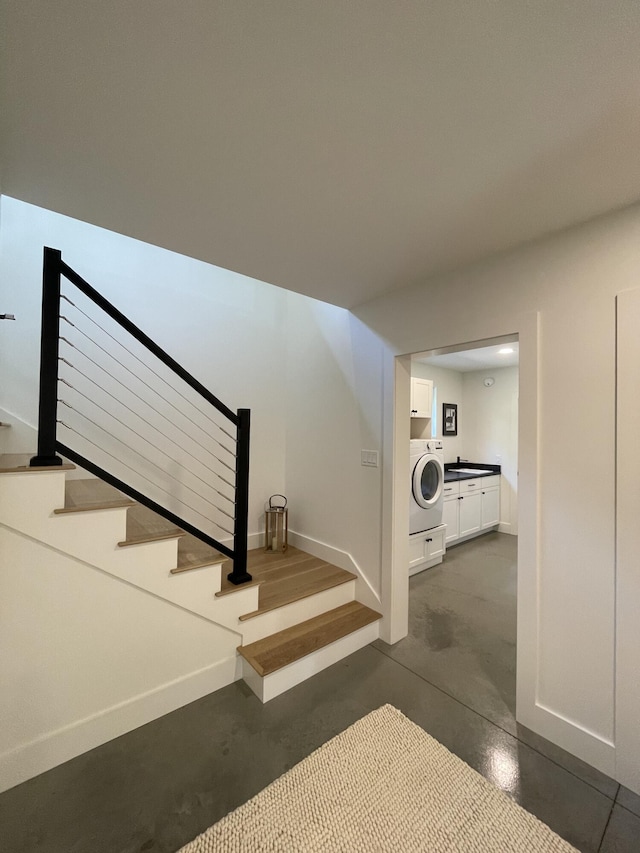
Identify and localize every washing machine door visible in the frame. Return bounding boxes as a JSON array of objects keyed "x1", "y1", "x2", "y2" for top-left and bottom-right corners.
[{"x1": 412, "y1": 453, "x2": 444, "y2": 508}]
